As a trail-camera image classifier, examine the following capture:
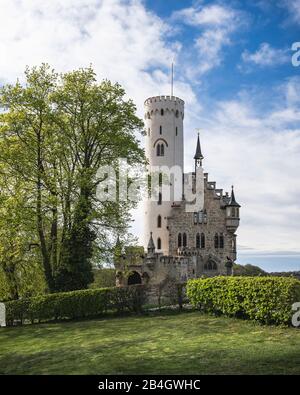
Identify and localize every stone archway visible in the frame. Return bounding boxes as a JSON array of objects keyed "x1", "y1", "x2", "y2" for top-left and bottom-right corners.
[{"x1": 128, "y1": 271, "x2": 142, "y2": 285}]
